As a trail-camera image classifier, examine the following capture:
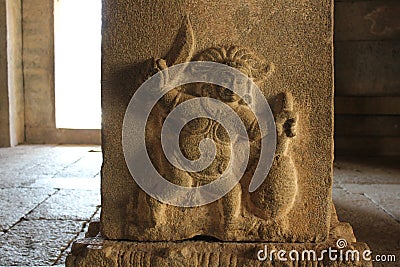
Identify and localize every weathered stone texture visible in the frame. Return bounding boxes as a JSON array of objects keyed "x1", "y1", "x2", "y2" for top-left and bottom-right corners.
[
  {"x1": 67, "y1": 237, "x2": 371, "y2": 267},
  {"x1": 101, "y1": 0, "x2": 334, "y2": 242}
]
